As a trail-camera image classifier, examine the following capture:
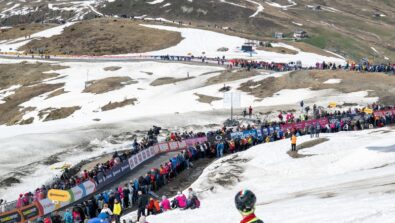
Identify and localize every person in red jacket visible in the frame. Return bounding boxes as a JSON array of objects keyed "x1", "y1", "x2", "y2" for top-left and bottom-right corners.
[{"x1": 235, "y1": 190, "x2": 263, "y2": 223}]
